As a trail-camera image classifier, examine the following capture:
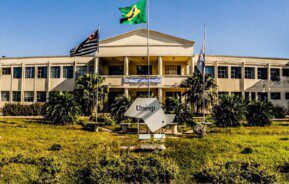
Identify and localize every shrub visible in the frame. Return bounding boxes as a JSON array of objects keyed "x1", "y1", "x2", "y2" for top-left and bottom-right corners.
[
  {"x1": 111, "y1": 95, "x2": 133, "y2": 124},
  {"x1": 81, "y1": 122, "x2": 98, "y2": 132},
  {"x1": 212, "y1": 95, "x2": 245, "y2": 127},
  {"x1": 193, "y1": 161, "x2": 278, "y2": 183},
  {"x1": 49, "y1": 144, "x2": 62, "y2": 151},
  {"x1": 76, "y1": 154, "x2": 179, "y2": 183},
  {"x1": 241, "y1": 147, "x2": 253, "y2": 154},
  {"x1": 246, "y1": 100, "x2": 274, "y2": 126},
  {"x1": 2, "y1": 103, "x2": 43, "y2": 116},
  {"x1": 193, "y1": 123, "x2": 208, "y2": 138},
  {"x1": 90, "y1": 114, "x2": 116, "y2": 126},
  {"x1": 43, "y1": 91, "x2": 81, "y2": 125},
  {"x1": 278, "y1": 162, "x2": 289, "y2": 173},
  {"x1": 272, "y1": 105, "x2": 287, "y2": 119}
]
